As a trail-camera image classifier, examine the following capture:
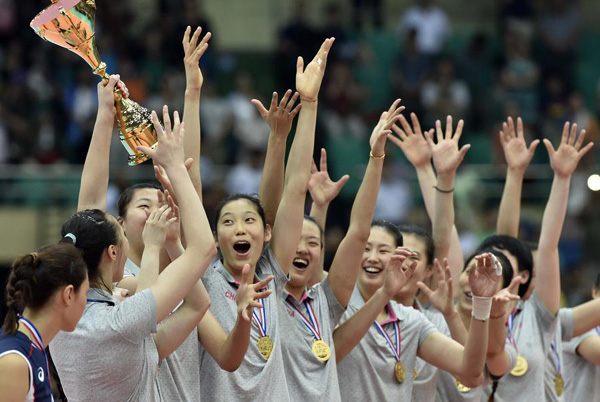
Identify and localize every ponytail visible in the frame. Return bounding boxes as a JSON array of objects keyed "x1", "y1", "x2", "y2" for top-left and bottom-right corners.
[{"x1": 3, "y1": 244, "x2": 87, "y2": 335}]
